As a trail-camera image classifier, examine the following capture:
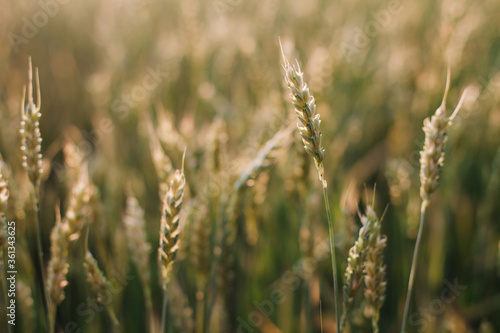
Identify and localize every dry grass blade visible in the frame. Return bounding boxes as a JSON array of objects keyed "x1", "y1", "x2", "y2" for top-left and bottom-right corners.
[{"x1": 47, "y1": 163, "x2": 95, "y2": 331}]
